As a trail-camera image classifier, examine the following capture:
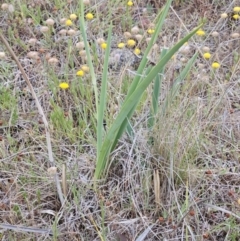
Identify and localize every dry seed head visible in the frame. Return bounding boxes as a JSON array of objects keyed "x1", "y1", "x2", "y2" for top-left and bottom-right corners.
[
  {"x1": 149, "y1": 23, "x2": 155, "y2": 28},
  {"x1": 45, "y1": 18, "x2": 55, "y2": 26},
  {"x1": 179, "y1": 43, "x2": 191, "y2": 54},
  {"x1": 83, "y1": 0, "x2": 90, "y2": 5},
  {"x1": 79, "y1": 50, "x2": 87, "y2": 56},
  {"x1": 1, "y1": 3, "x2": 9, "y2": 10},
  {"x1": 131, "y1": 26, "x2": 139, "y2": 34},
  {"x1": 97, "y1": 38, "x2": 105, "y2": 44},
  {"x1": 124, "y1": 31, "x2": 132, "y2": 39},
  {"x1": 82, "y1": 56, "x2": 88, "y2": 62},
  {"x1": 221, "y1": 13, "x2": 228, "y2": 18},
  {"x1": 0, "y1": 52, "x2": 6, "y2": 59},
  {"x1": 27, "y1": 18, "x2": 33, "y2": 24},
  {"x1": 76, "y1": 41, "x2": 85, "y2": 49},
  {"x1": 146, "y1": 37, "x2": 151, "y2": 43},
  {"x1": 8, "y1": 4, "x2": 14, "y2": 13},
  {"x1": 81, "y1": 65, "x2": 89, "y2": 72},
  {"x1": 47, "y1": 166, "x2": 57, "y2": 175},
  {"x1": 180, "y1": 57, "x2": 187, "y2": 63},
  {"x1": 58, "y1": 29, "x2": 67, "y2": 35},
  {"x1": 135, "y1": 34, "x2": 143, "y2": 41},
  {"x1": 197, "y1": 63, "x2": 205, "y2": 69},
  {"x1": 211, "y1": 31, "x2": 219, "y2": 37},
  {"x1": 45, "y1": 53, "x2": 51, "y2": 60},
  {"x1": 60, "y1": 18, "x2": 67, "y2": 24},
  {"x1": 28, "y1": 38, "x2": 38, "y2": 45},
  {"x1": 152, "y1": 43, "x2": 158, "y2": 50},
  {"x1": 40, "y1": 26, "x2": 49, "y2": 33},
  {"x1": 67, "y1": 29, "x2": 76, "y2": 36},
  {"x1": 27, "y1": 51, "x2": 39, "y2": 59},
  {"x1": 231, "y1": 33, "x2": 240, "y2": 39},
  {"x1": 202, "y1": 46, "x2": 210, "y2": 52},
  {"x1": 48, "y1": 57, "x2": 59, "y2": 64}
]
